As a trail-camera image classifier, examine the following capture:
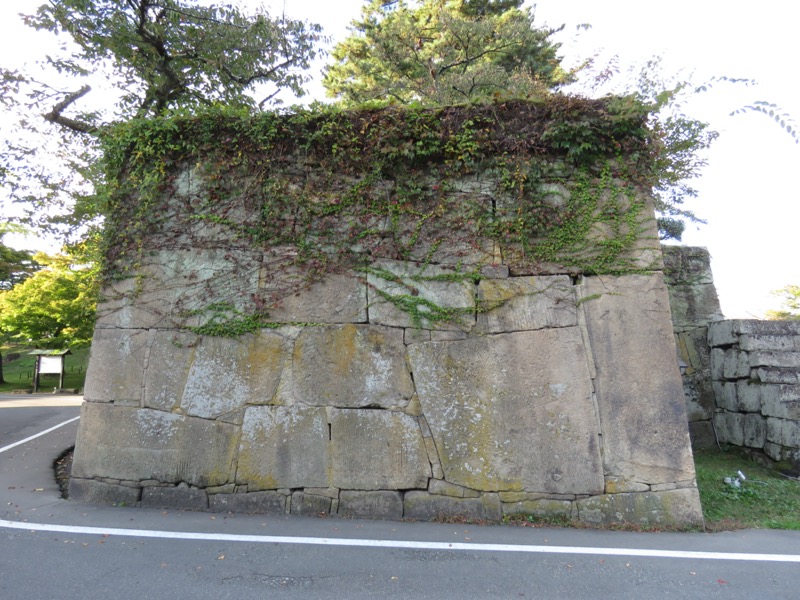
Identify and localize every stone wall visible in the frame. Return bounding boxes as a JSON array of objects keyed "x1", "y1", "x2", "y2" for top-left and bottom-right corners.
[
  {"x1": 662, "y1": 246, "x2": 724, "y2": 448},
  {"x1": 69, "y1": 105, "x2": 703, "y2": 527},
  {"x1": 708, "y1": 320, "x2": 800, "y2": 466}
]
